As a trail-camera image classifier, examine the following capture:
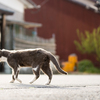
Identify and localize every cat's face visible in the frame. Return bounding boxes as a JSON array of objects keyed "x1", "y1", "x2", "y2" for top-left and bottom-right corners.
[{"x1": 0, "y1": 50, "x2": 7, "y2": 62}]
